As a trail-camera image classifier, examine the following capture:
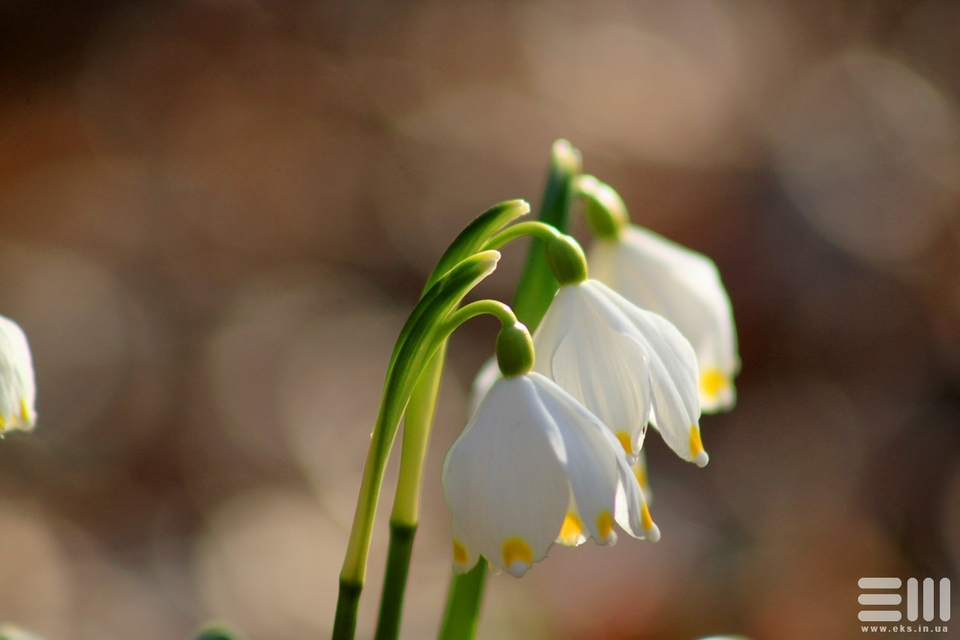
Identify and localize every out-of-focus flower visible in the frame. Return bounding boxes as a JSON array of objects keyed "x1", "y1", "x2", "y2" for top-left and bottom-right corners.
[
  {"x1": 442, "y1": 371, "x2": 658, "y2": 578},
  {"x1": 532, "y1": 280, "x2": 706, "y2": 466},
  {"x1": 0, "y1": 315, "x2": 36, "y2": 434},
  {"x1": 588, "y1": 225, "x2": 739, "y2": 413}
]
